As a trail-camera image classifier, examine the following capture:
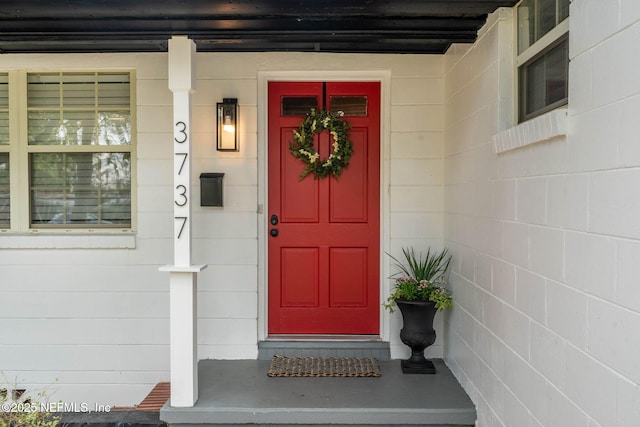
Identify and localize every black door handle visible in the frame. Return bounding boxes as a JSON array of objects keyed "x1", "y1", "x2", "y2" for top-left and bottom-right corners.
[
  {"x1": 270, "y1": 228, "x2": 279, "y2": 237},
  {"x1": 270, "y1": 214, "x2": 279, "y2": 226}
]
